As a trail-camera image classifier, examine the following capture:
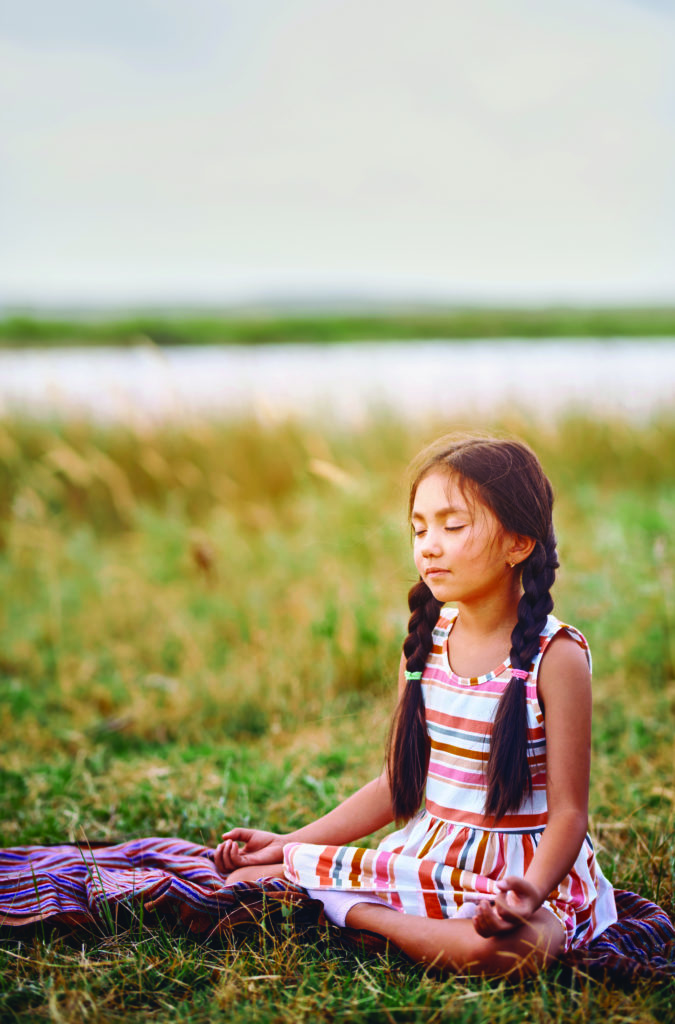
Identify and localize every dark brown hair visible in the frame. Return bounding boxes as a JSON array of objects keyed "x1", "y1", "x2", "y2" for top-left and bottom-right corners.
[{"x1": 386, "y1": 435, "x2": 559, "y2": 823}]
